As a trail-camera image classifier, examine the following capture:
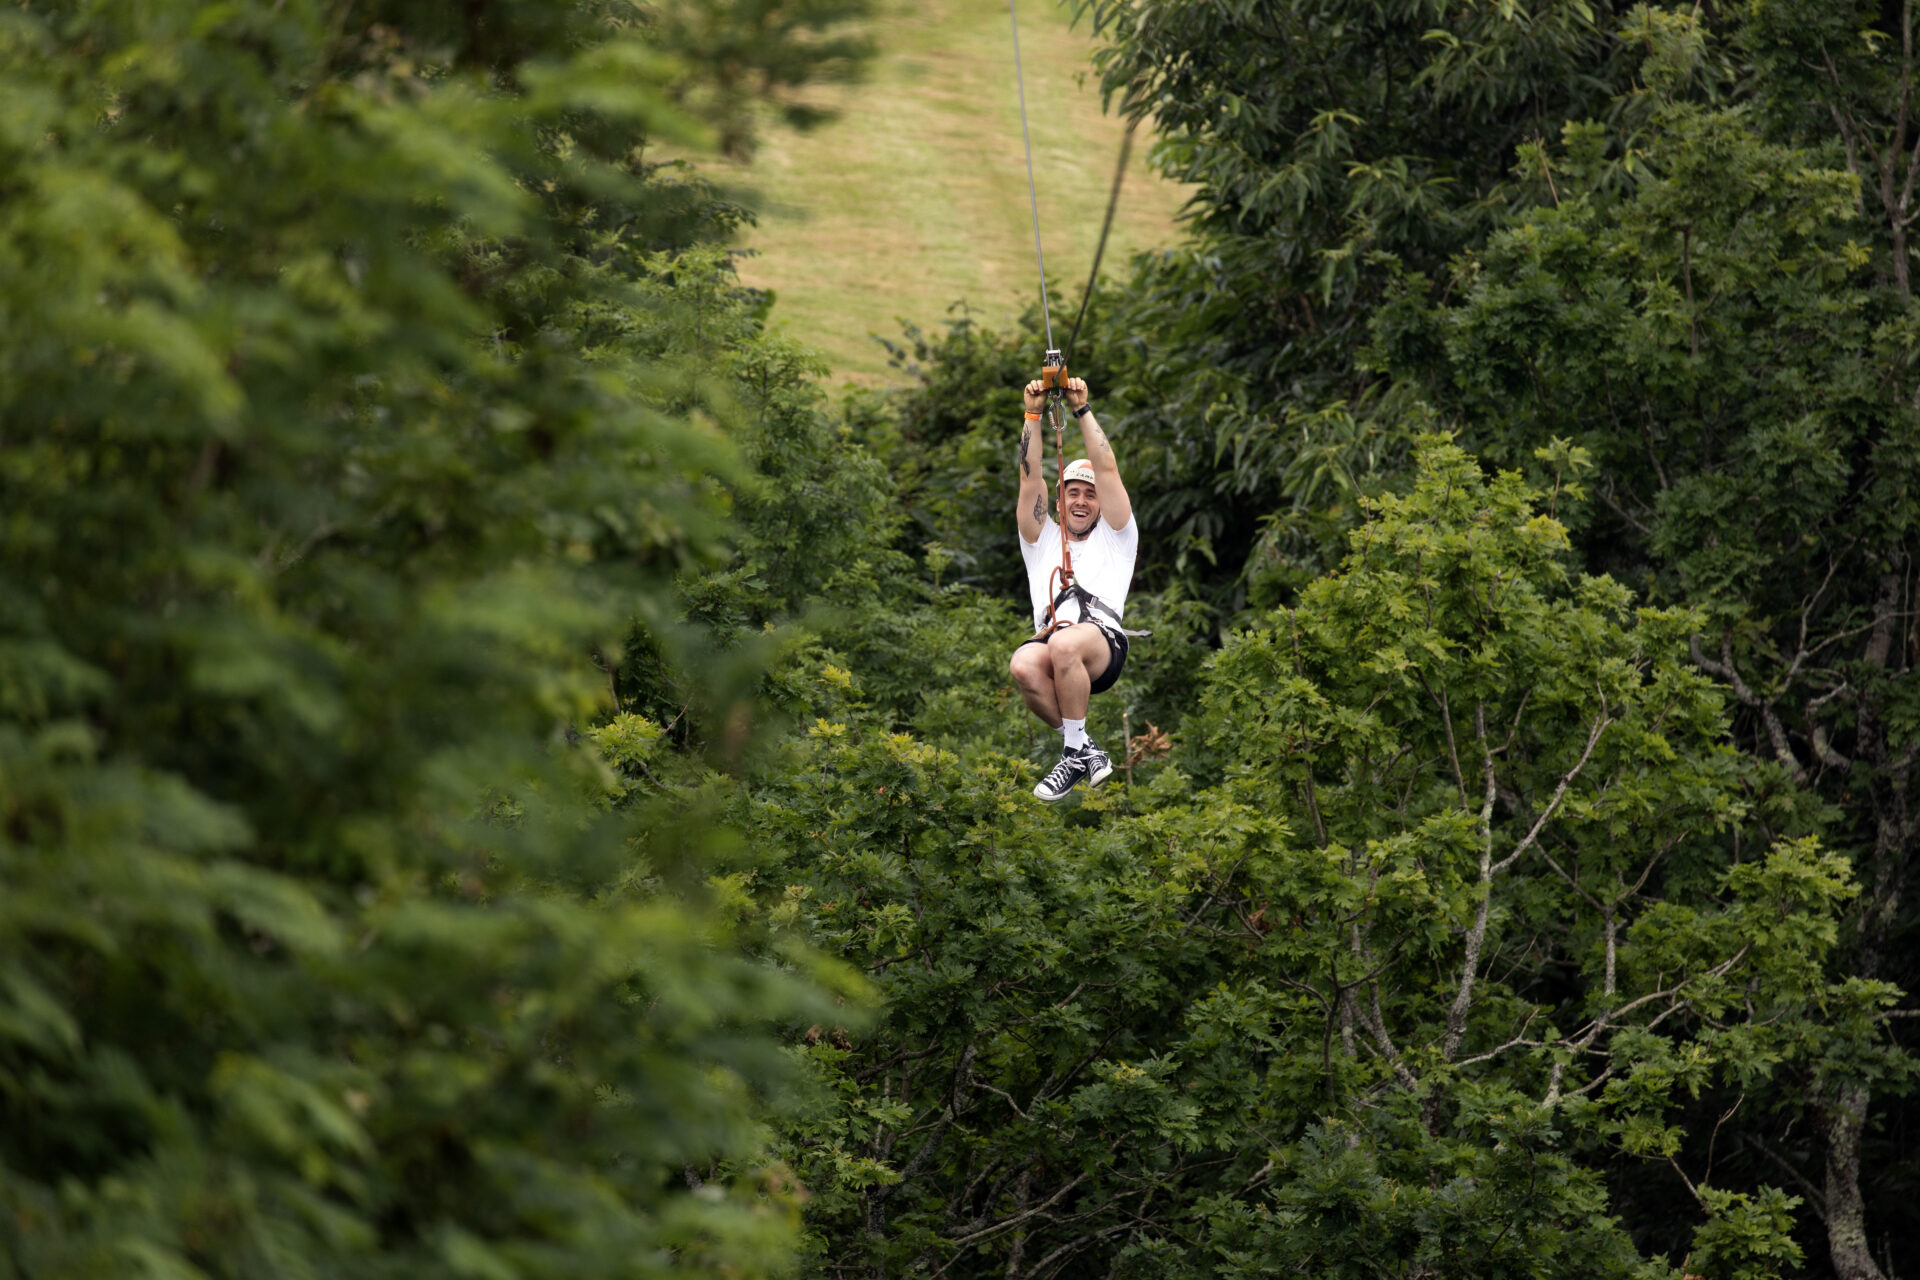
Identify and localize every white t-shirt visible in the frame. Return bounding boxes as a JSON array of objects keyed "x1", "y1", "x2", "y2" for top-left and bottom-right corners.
[{"x1": 1019, "y1": 515, "x2": 1139, "y2": 631}]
